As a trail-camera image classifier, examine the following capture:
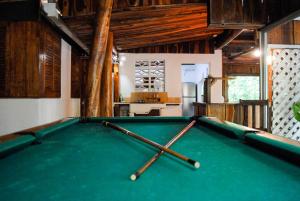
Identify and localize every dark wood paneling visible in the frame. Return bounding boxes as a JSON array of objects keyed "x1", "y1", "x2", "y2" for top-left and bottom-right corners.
[
  {"x1": 208, "y1": 0, "x2": 265, "y2": 29},
  {"x1": 0, "y1": 24, "x2": 6, "y2": 97},
  {"x1": 223, "y1": 63, "x2": 260, "y2": 76},
  {"x1": 295, "y1": 21, "x2": 300, "y2": 44},
  {"x1": 268, "y1": 21, "x2": 300, "y2": 45},
  {"x1": 3, "y1": 21, "x2": 40, "y2": 97},
  {"x1": 0, "y1": 20, "x2": 62, "y2": 98},
  {"x1": 40, "y1": 21, "x2": 61, "y2": 98},
  {"x1": 71, "y1": 48, "x2": 84, "y2": 98}
]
